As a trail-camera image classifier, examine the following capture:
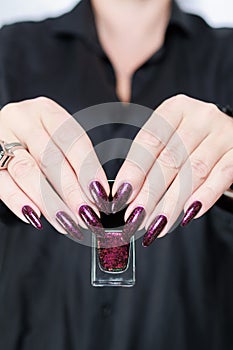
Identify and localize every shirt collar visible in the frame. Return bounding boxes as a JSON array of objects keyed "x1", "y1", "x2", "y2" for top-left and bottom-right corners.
[
  {"x1": 169, "y1": 1, "x2": 193, "y2": 36},
  {"x1": 51, "y1": 0, "x2": 193, "y2": 54},
  {"x1": 51, "y1": 0, "x2": 104, "y2": 55}
]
